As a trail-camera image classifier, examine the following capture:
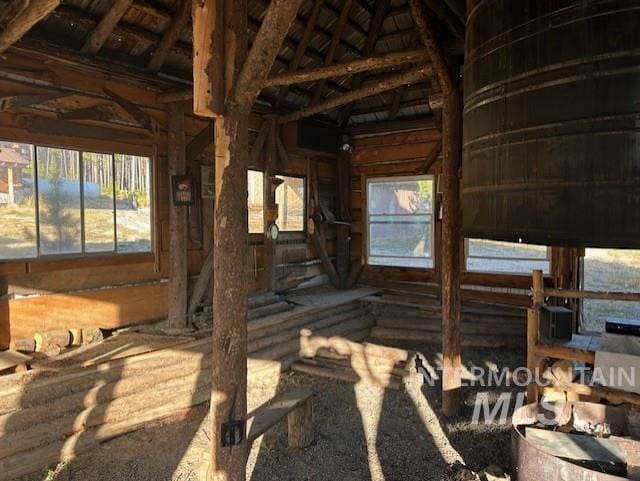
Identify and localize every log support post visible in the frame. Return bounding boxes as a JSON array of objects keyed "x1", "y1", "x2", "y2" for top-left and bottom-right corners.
[
  {"x1": 263, "y1": 118, "x2": 279, "y2": 291},
  {"x1": 440, "y1": 86, "x2": 462, "y2": 417},
  {"x1": 527, "y1": 269, "x2": 545, "y2": 403},
  {"x1": 193, "y1": 0, "x2": 301, "y2": 479},
  {"x1": 287, "y1": 398, "x2": 314, "y2": 448},
  {"x1": 167, "y1": 100, "x2": 187, "y2": 328},
  {"x1": 410, "y1": 0, "x2": 462, "y2": 417},
  {"x1": 336, "y1": 149, "x2": 351, "y2": 284}
]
